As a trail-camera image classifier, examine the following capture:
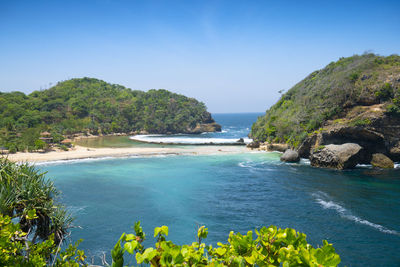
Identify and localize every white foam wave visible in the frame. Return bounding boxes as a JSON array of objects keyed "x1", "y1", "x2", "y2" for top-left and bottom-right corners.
[
  {"x1": 356, "y1": 164, "x2": 373, "y2": 168},
  {"x1": 35, "y1": 157, "x2": 116, "y2": 166},
  {"x1": 130, "y1": 135, "x2": 252, "y2": 145},
  {"x1": 35, "y1": 154, "x2": 177, "y2": 166},
  {"x1": 300, "y1": 158, "x2": 310, "y2": 165},
  {"x1": 395, "y1": 163, "x2": 400, "y2": 169},
  {"x1": 313, "y1": 192, "x2": 399, "y2": 236}
]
